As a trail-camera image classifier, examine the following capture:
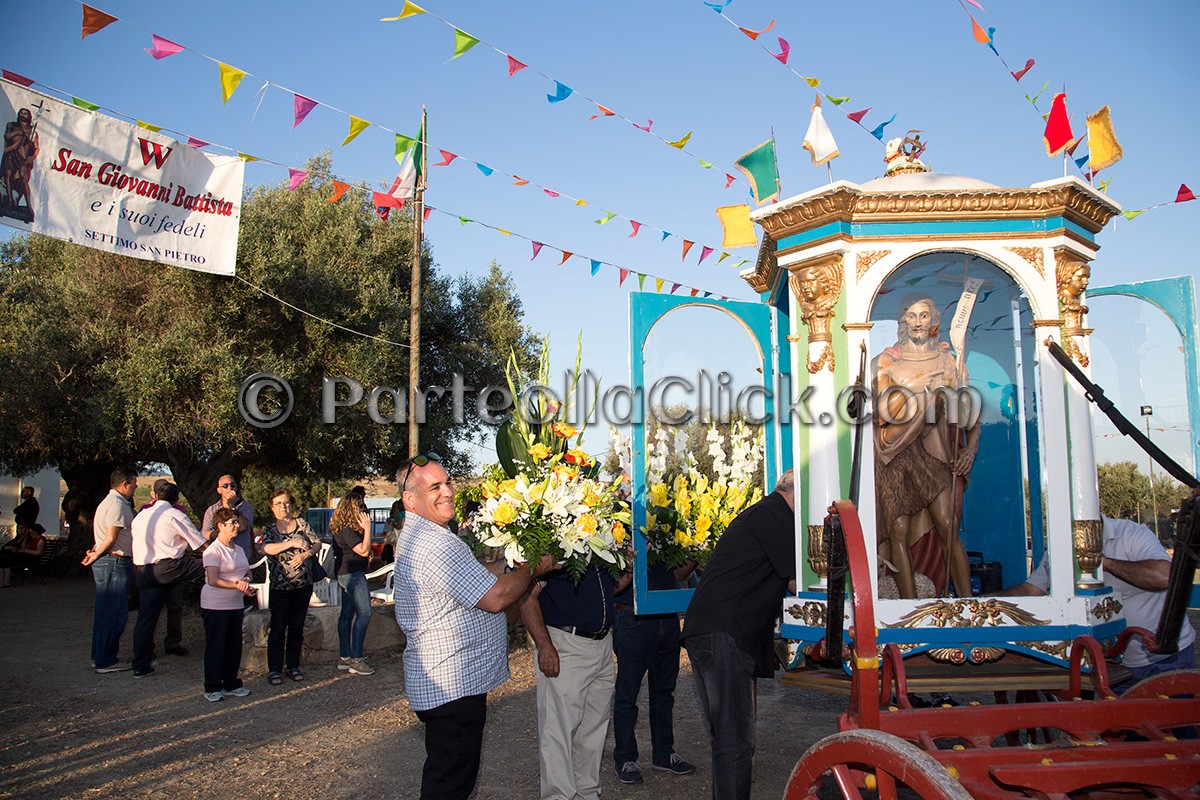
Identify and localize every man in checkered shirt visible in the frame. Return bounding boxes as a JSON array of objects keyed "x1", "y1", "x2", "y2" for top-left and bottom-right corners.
[{"x1": 393, "y1": 454, "x2": 550, "y2": 800}]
